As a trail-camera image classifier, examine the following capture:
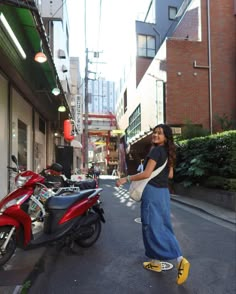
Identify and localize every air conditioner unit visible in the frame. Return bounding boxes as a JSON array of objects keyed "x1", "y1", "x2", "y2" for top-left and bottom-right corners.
[
  {"x1": 62, "y1": 65, "x2": 68, "y2": 73},
  {"x1": 60, "y1": 79, "x2": 67, "y2": 93},
  {"x1": 58, "y1": 49, "x2": 66, "y2": 59}
]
